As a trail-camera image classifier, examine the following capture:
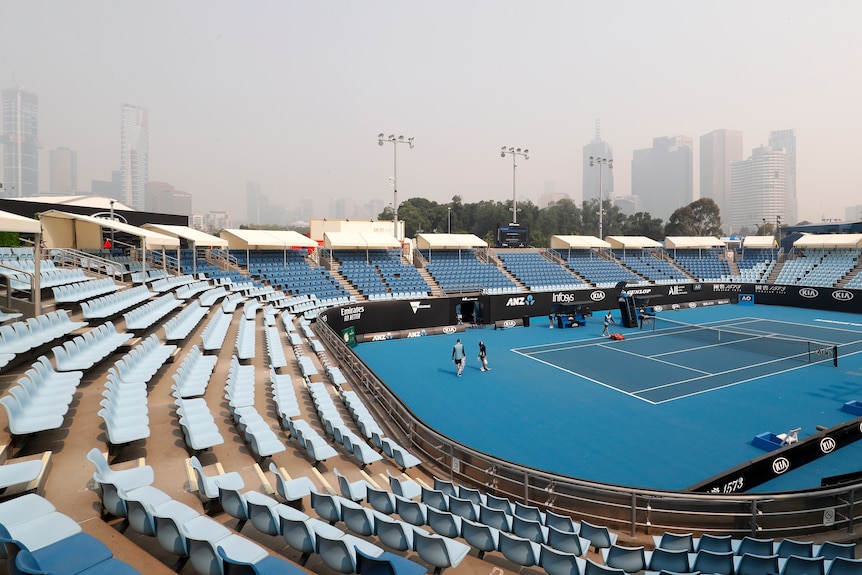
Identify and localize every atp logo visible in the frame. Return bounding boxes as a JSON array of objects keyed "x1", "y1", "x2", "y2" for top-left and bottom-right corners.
[{"x1": 505, "y1": 295, "x2": 535, "y2": 307}]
